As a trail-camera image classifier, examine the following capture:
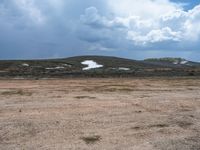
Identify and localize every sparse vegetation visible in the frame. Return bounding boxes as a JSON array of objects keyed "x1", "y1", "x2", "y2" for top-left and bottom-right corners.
[
  {"x1": 148, "y1": 124, "x2": 169, "y2": 128},
  {"x1": 0, "y1": 56, "x2": 200, "y2": 78},
  {"x1": 83, "y1": 87, "x2": 134, "y2": 92},
  {"x1": 1, "y1": 89, "x2": 32, "y2": 96},
  {"x1": 74, "y1": 96, "x2": 96, "y2": 99},
  {"x1": 81, "y1": 135, "x2": 101, "y2": 144},
  {"x1": 145, "y1": 57, "x2": 186, "y2": 62},
  {"x1": 176, "y1": 121, "x2": 193, "y2": 128},
  {"x1": 1, "y1": 78, "x2": 200, "y2": 149}
]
